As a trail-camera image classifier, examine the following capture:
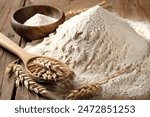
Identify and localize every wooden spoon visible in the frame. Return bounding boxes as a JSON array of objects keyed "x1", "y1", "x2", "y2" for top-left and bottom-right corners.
[{"x1": 0, "y1": 32, "x2": 70, "y2": 82}]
